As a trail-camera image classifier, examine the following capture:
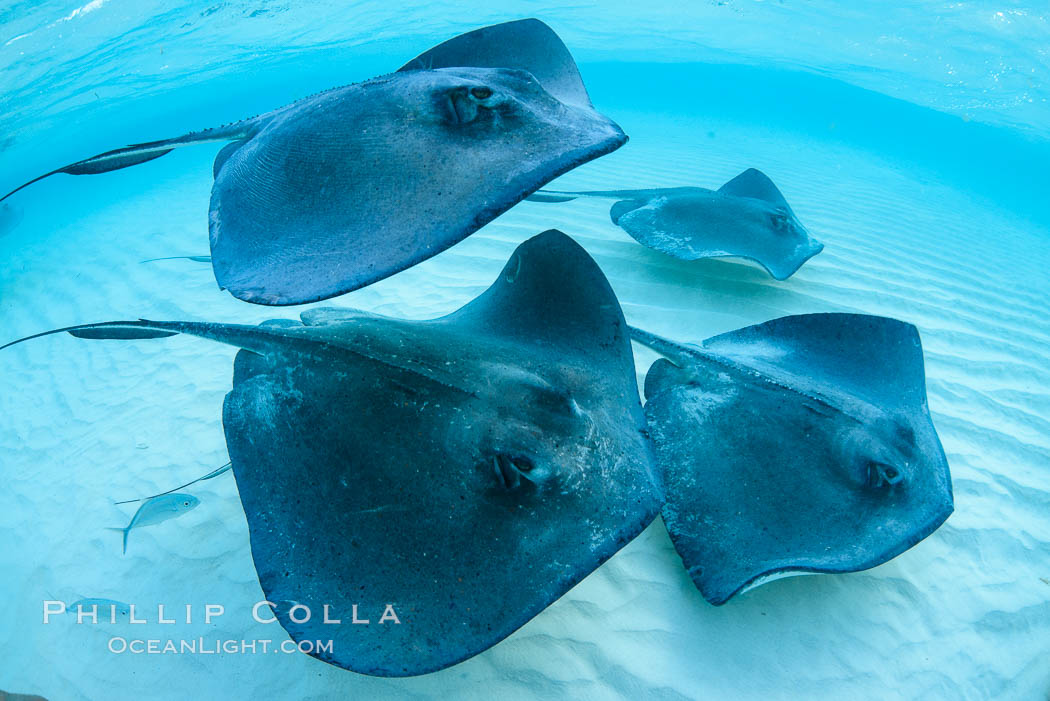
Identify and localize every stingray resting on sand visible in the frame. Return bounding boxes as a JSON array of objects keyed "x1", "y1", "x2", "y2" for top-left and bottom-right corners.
[
  {"x1": 2, "y1": 230, "x2": 663, "y2": 676},
  {"x1": 0, "y1": 20, "x2": 626, "y2": 305},
  {"x1": 530, "y1": 168, "x2": 824, "y2": 279},
  {"x1": 630, "y1": 314, "x2": 954, "y2": 605}
]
